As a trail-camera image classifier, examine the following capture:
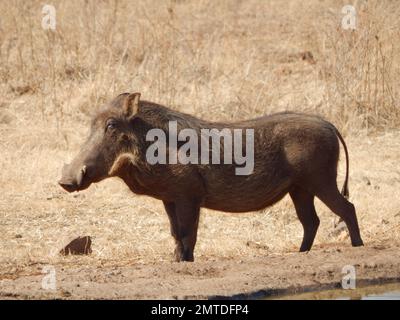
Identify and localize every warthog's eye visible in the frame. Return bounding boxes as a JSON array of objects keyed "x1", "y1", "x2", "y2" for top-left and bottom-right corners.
[{"x1": 106, "y1": 119, "x2": 117, "y2": 132}]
